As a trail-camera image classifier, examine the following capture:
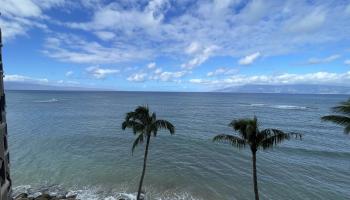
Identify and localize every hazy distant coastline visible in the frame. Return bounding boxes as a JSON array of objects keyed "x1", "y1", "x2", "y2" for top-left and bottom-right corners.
[{"x1": 5, "y1": 81, "x2": 350, "y2": 94}]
